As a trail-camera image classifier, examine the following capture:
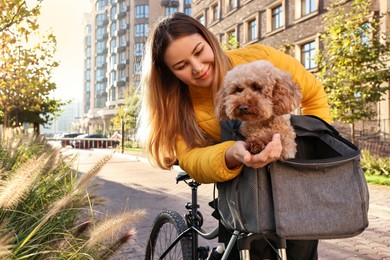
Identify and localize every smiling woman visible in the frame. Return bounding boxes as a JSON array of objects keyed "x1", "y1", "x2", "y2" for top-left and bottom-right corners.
[{"x1": 138, "y1": 12, "x2": 331, "y2": 259}]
